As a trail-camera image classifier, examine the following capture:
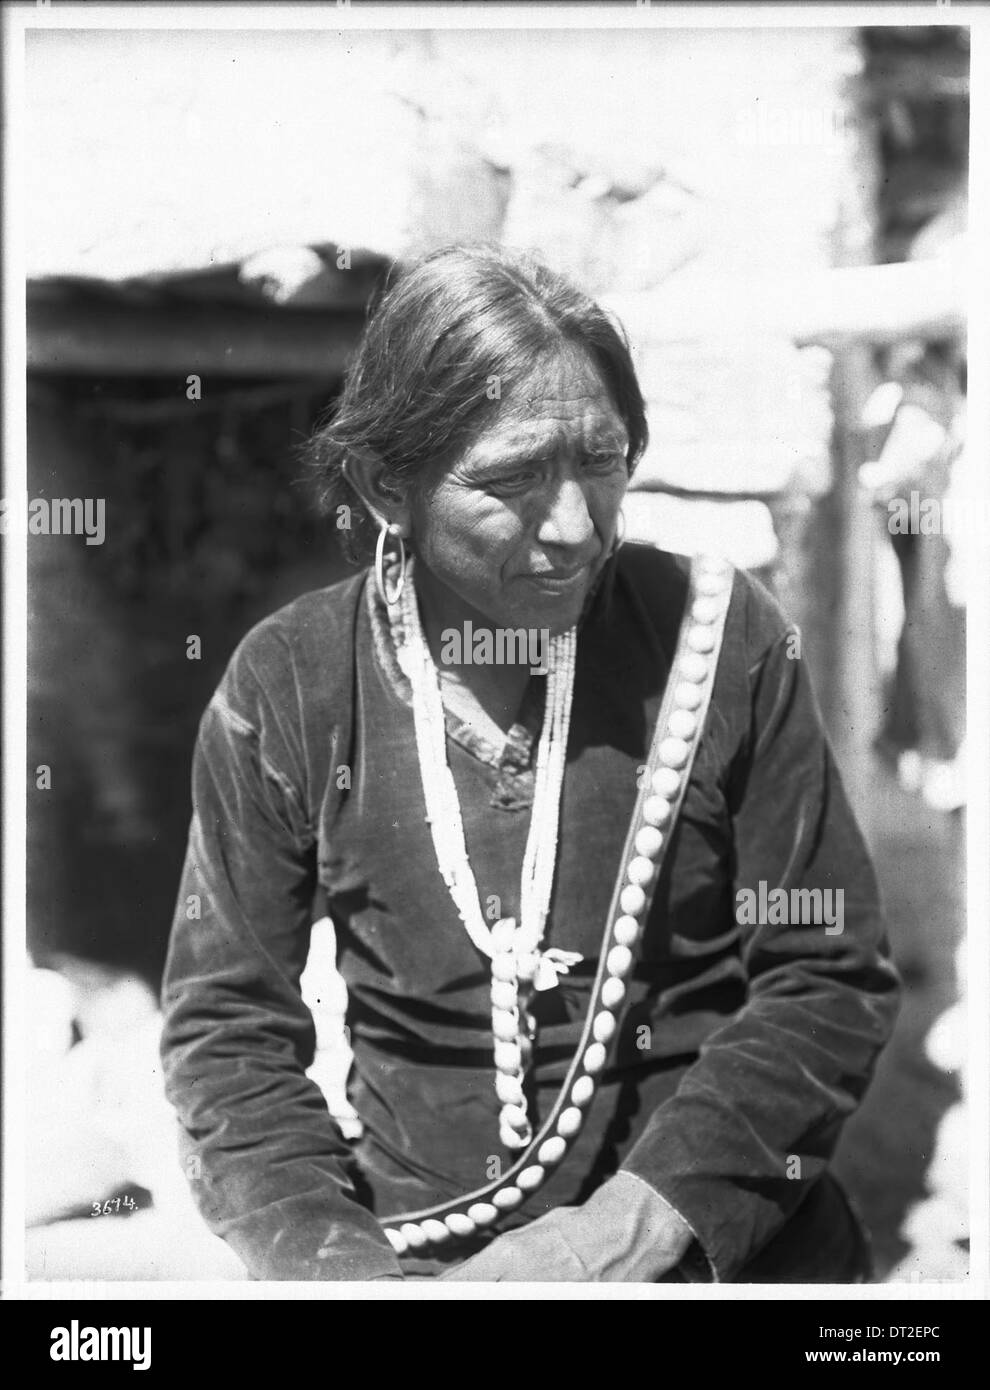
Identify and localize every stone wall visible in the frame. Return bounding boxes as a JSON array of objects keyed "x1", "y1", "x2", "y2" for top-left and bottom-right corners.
[
  {"x1": 27, "y1": 22, "x2": 881, "y2": 723},
  {"x1": 393, "y1": 27, "x2": 877, "y2": 635},
  {"x1": 25, "y1": 21, "x2": 884, "y2": 747}
]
